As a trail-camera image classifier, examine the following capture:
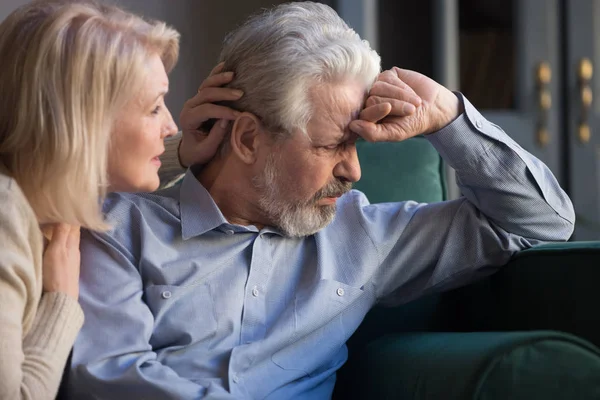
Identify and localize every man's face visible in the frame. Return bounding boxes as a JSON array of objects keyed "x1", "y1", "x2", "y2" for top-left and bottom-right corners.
[{"x1": 253, "y1": 79, "x2": 365, "y2": 237}]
